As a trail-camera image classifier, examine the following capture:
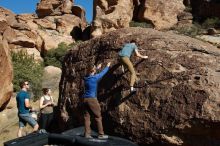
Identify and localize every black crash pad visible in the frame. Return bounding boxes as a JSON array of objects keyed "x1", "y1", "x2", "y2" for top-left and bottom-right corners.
[
  {"x1": 4, "y1": 133, "x2": 48, "y2": 146},
  {"x1": 62, "y1": 126, "x2": 138, "y2": 146}
]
